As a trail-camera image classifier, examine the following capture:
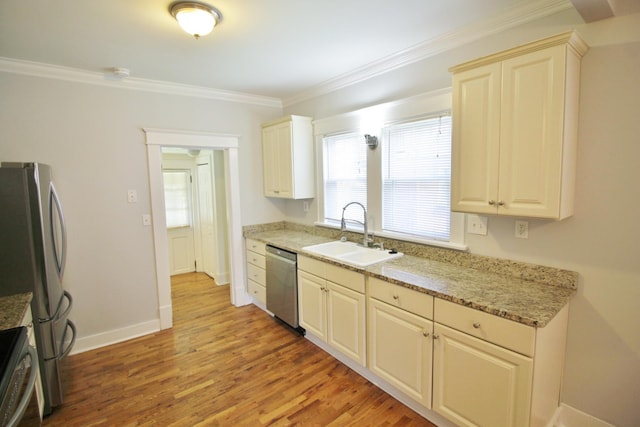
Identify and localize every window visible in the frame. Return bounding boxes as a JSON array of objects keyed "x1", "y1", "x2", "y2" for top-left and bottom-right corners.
[
  {"x1": 382, "y1": 115, "x2": 452, "y2": 240},
  {"x1": 163, "y1": 170, "x2": 192, "y2": 228},
  {"x1": 323, "y1": 132, "x2": 367, "y2": 226},
  {"x1": 316, "y1": 90, "x2": 464, "y2": 249}
]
